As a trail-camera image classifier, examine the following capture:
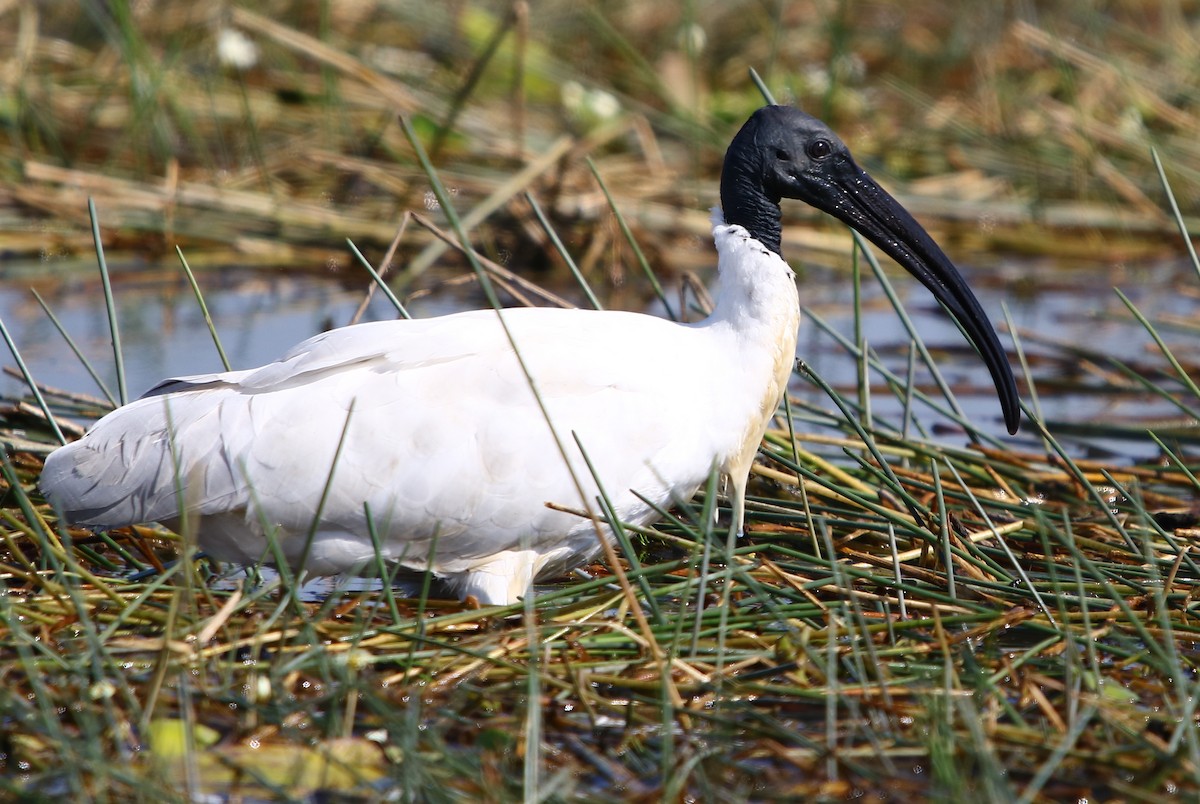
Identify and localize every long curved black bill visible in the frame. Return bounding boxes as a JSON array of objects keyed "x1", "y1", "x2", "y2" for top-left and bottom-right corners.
[{"x1": 814, "y1": 160, "x2": 1020, "y2": 434}]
